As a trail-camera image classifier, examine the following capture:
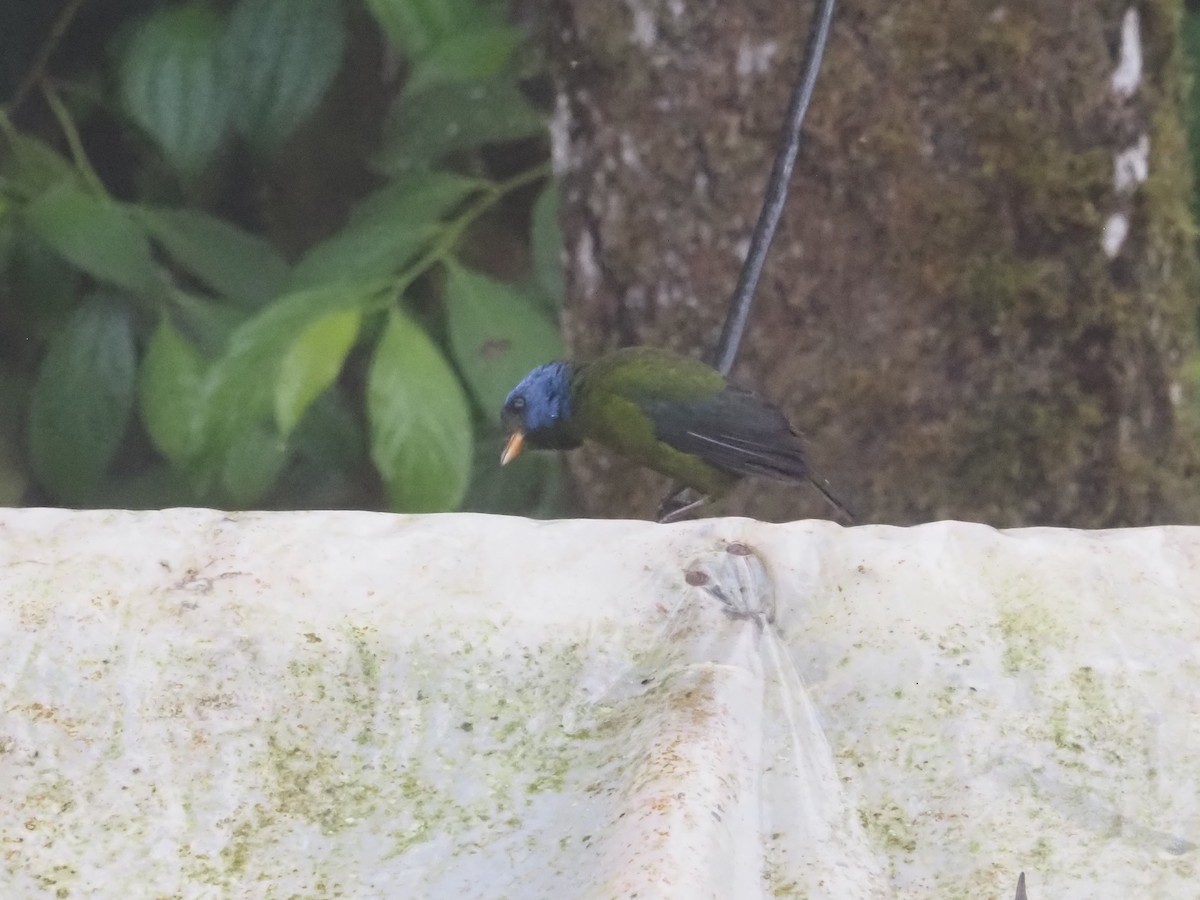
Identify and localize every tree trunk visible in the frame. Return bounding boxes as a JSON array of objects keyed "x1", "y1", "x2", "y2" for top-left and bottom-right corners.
[{"x1": 539, "y1": 0, "x2": 1200, "y2": 526}]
